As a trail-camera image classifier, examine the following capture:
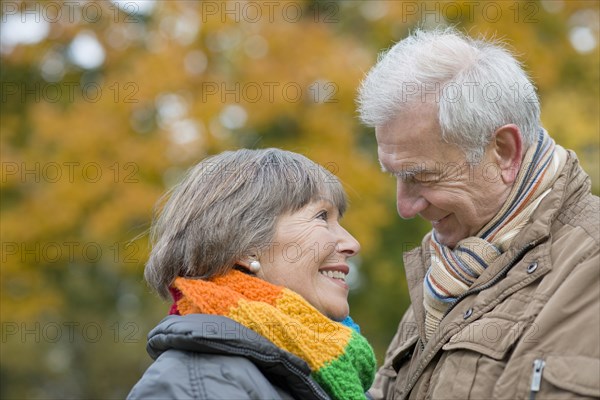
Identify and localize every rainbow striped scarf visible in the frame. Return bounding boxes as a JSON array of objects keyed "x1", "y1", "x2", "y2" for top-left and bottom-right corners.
[
  {"x1": 172, "y1": 270, "x2": 376, "y2": 399},
  {"x1": 423, "y1": 129, "x2": 567, "y2": 341}
]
